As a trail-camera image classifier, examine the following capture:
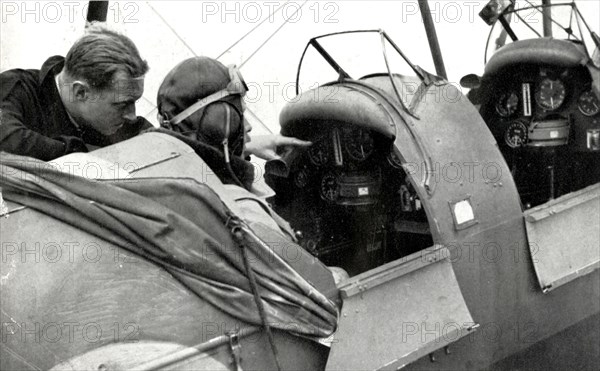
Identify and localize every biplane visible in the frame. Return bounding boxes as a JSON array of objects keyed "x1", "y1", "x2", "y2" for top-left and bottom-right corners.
[{"x1": 1, "y1": 1, "x2": 598, "y2": 370}]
